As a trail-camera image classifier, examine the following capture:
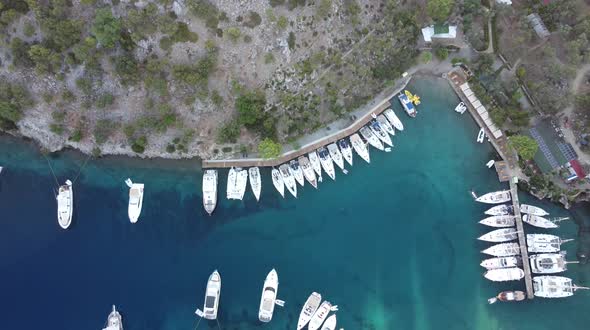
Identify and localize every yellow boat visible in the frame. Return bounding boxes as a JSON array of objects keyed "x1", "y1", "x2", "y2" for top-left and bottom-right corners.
[{"x1": 404, "y1": 90, "x2": 421, "y2": 105}]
